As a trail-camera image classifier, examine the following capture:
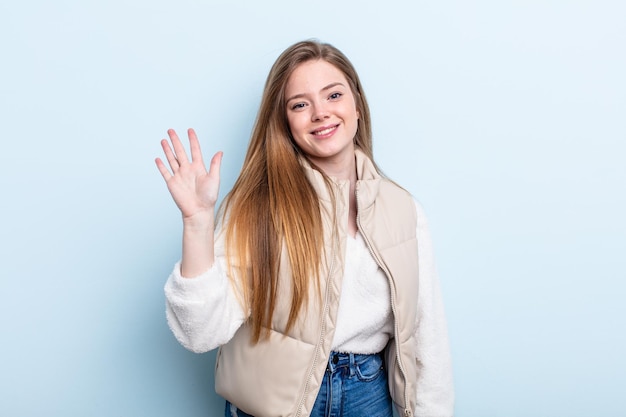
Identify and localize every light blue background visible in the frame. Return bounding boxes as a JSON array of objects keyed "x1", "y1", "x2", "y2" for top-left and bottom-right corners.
[{"x1": 1, "y1": 1, "x2": 624, "y2": 416}]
